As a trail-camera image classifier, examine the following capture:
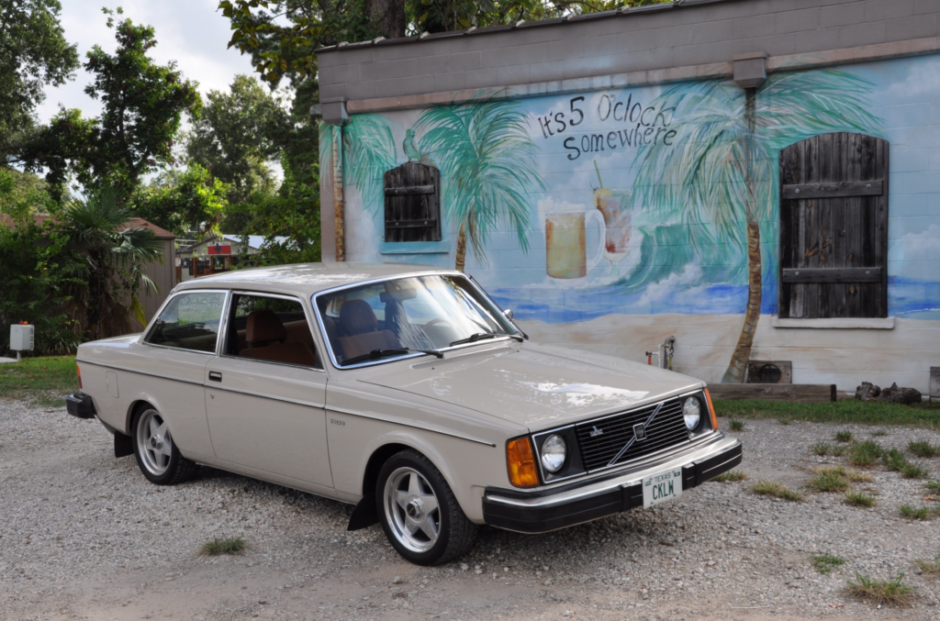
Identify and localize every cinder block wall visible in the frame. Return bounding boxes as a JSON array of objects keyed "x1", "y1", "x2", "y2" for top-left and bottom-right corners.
[{"x1": 319, "y1": 0, "x2": 940, "y2": 106}]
